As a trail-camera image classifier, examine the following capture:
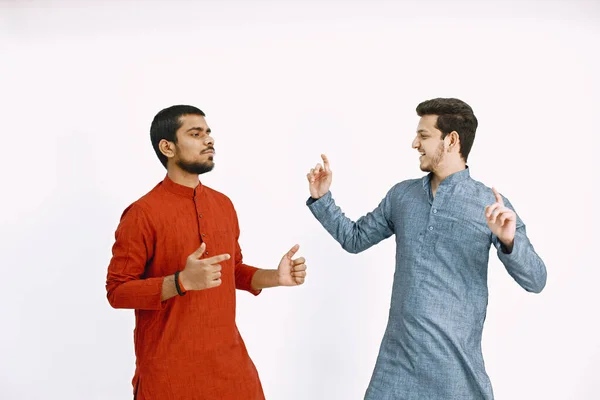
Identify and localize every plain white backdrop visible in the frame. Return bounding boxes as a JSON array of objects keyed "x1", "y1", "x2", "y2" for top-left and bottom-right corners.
[{"x1": 1, "y1": 1, "x2": 599, "y2": 399}]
